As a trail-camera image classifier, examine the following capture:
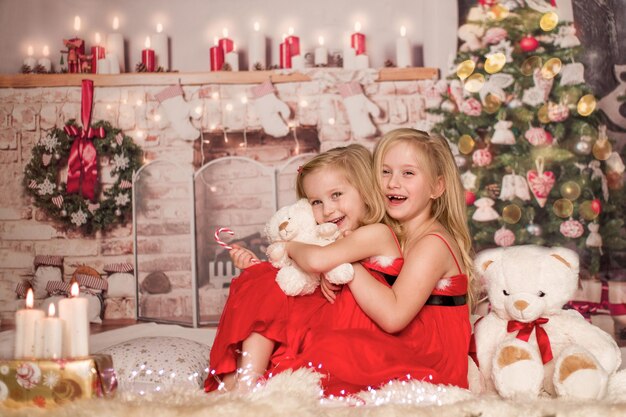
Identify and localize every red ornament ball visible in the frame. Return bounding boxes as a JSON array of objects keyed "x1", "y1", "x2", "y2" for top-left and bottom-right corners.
[
  {"x1": 591, "y1": 199, "x2": 602, "y2": 214},
  {"x1": 465, "y1": 190, "x2": 476, "y2": 206},
  {"x1": 519, "y1": 35, "x2": 539, "y2": 53}
]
